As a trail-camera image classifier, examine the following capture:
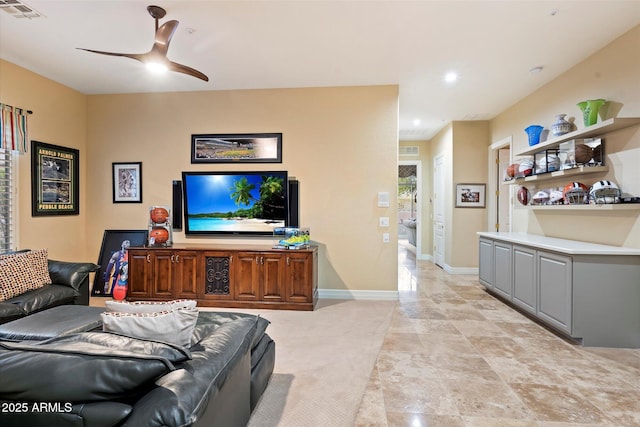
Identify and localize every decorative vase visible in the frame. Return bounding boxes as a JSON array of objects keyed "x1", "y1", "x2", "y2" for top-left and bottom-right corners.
[
  {"x1": 551, "y1": 114, "x2": 572, "y2": 137},
  {"x1": 577, "y1": 99, "x2": 605, "y2": 127},
  {"x1": 525, "y1": 125, "x2": 544, "y2": 146}
]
